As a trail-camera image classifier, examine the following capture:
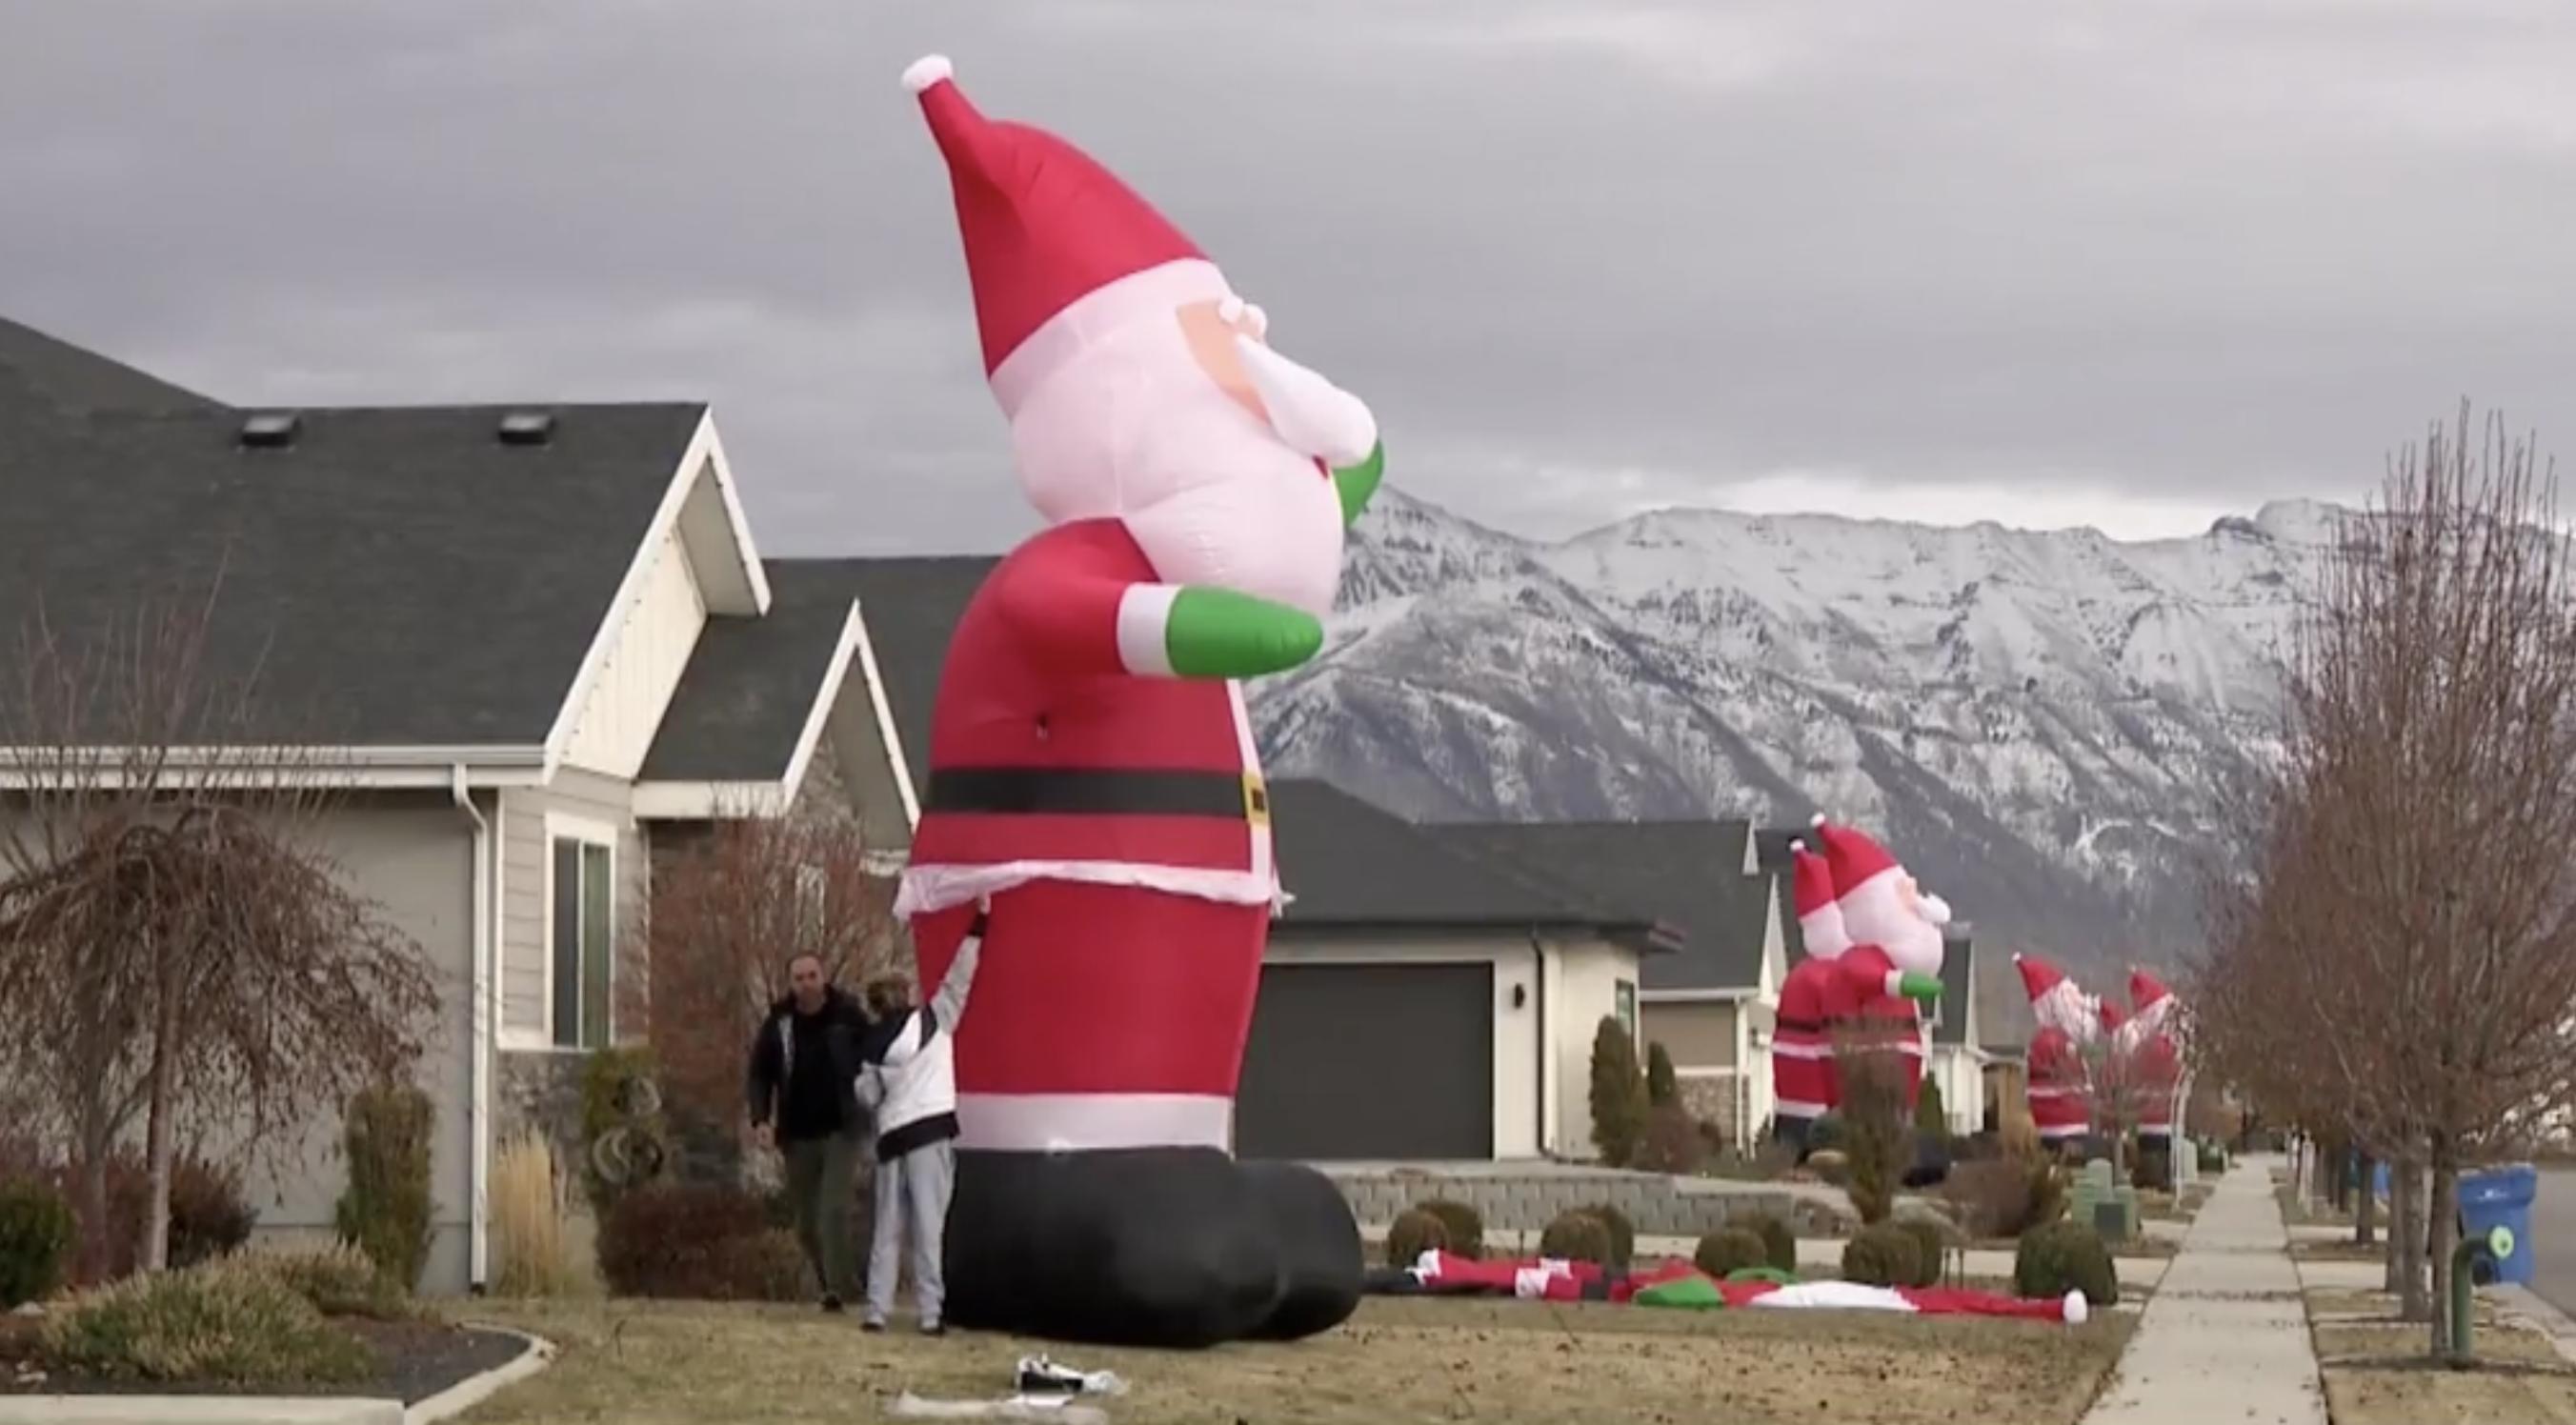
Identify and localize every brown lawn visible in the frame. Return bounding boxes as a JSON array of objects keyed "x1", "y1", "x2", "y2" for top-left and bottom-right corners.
[
  {"x1": 2307, "y1": 1286, "x2": 2576, "y2": 1424},
  {"x1": 454, "y1": 1294, "x2": 2133, "y2": 1425}
]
